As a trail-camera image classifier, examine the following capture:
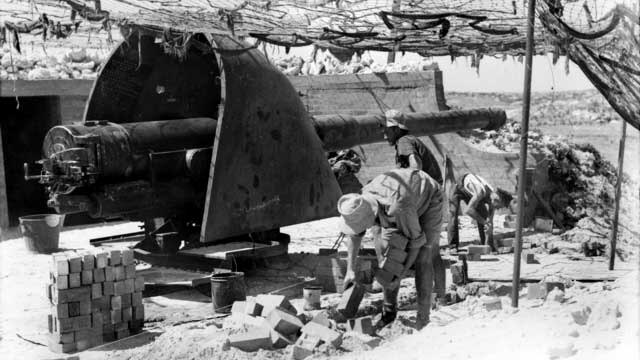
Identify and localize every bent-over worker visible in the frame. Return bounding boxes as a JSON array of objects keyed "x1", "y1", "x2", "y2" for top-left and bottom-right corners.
[
  {"x1": 383, "y1": 109, "x2": 443, "y2": 185},
  {"x1": 338, "y1": 168, "x2": 446, "y2": 330},
  {"x1": 447, "y1": 173, "x2": 512, "y2": 251}
]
